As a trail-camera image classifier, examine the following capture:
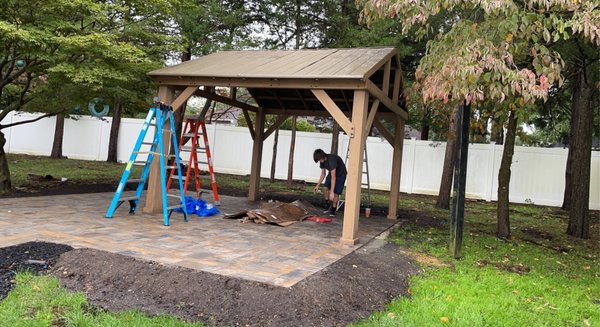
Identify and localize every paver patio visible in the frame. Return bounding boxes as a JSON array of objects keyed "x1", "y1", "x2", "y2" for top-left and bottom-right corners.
[{"x1": 0, "y1": 192, "x2": 397, "y2": 287}]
